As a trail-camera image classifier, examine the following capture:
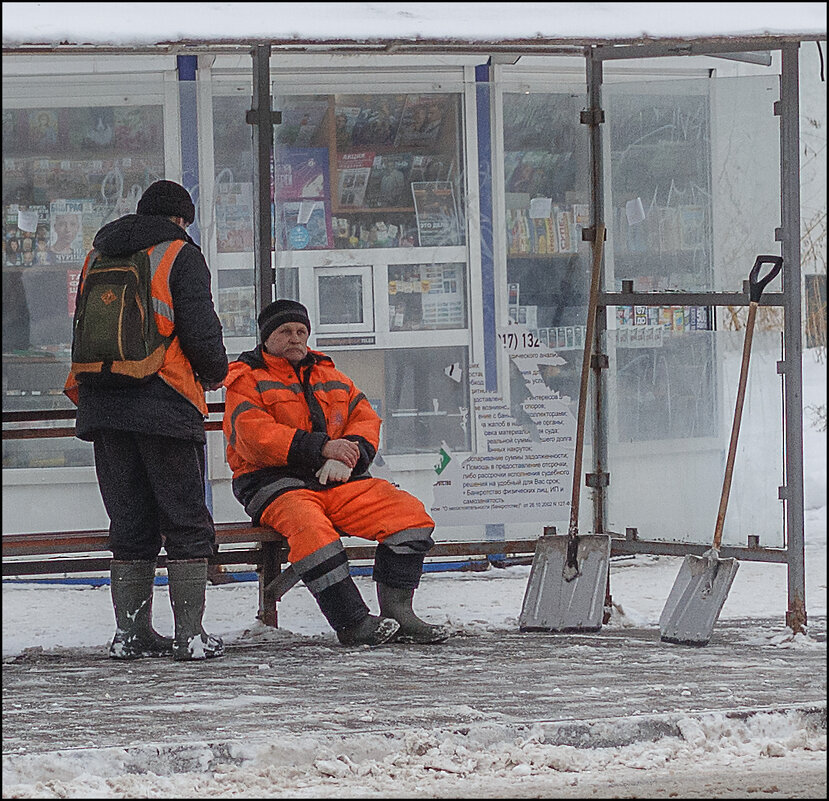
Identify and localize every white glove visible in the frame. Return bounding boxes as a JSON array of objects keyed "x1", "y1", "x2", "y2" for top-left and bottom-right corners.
[{"x1": 315, "y1": 459, "x2": 353, "y2": 485}]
